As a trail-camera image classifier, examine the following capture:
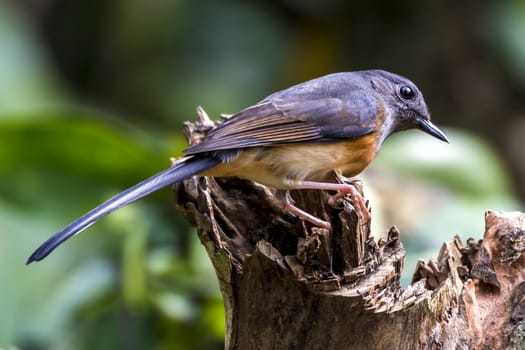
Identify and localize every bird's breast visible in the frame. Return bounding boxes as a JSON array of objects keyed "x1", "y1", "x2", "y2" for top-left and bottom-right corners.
[{"x1": 201, "y1": 133, "x2": 378, "y2": 189}]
